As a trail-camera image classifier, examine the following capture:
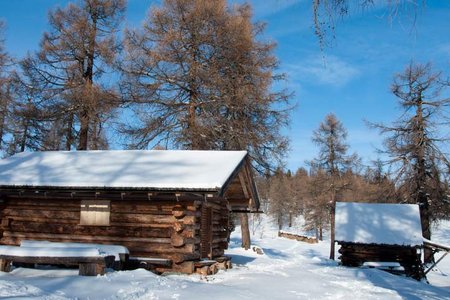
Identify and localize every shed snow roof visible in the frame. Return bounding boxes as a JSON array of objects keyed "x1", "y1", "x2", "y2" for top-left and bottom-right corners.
[
  {"x1": 335, "y1": 202, "x2": 423, "y2": 247},
  {"x1": 0, "y1": 150, "x2": 248, "y2": 190}
]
